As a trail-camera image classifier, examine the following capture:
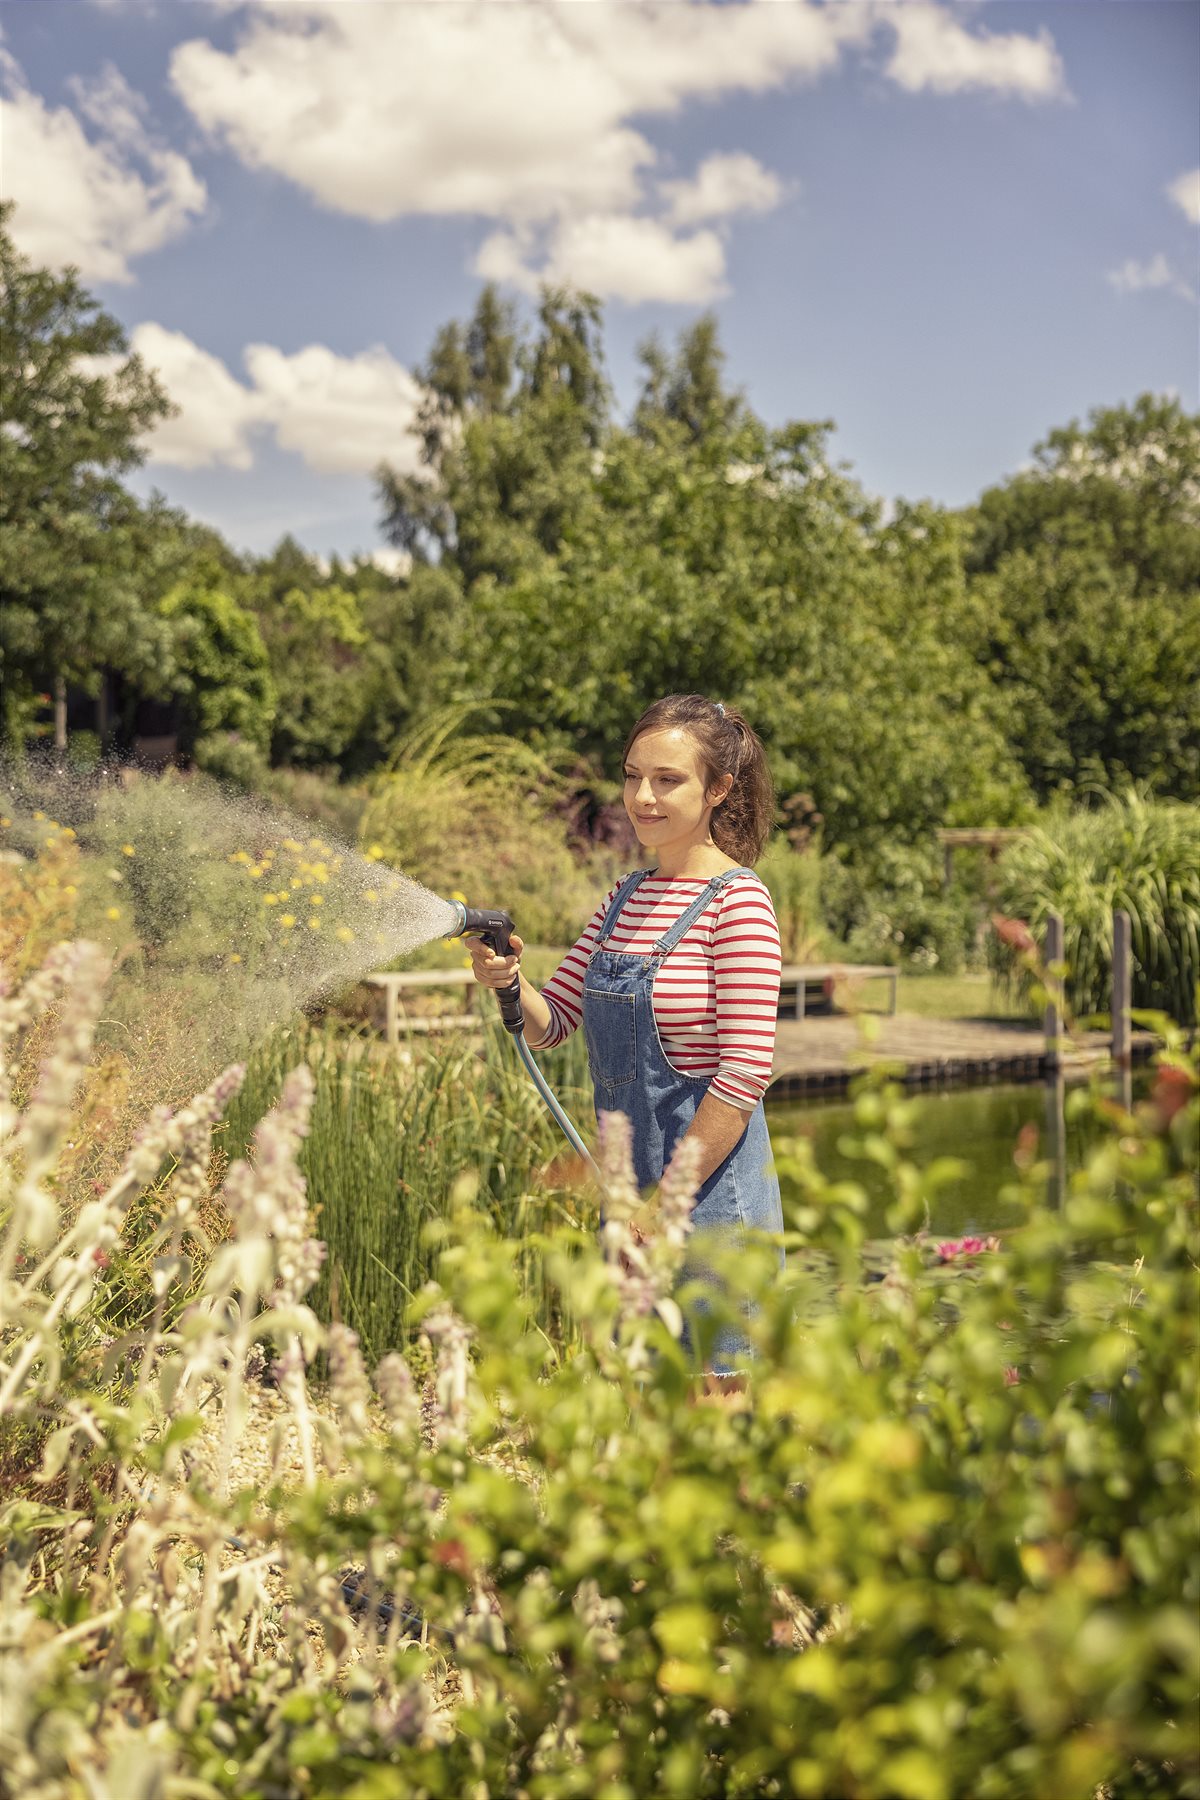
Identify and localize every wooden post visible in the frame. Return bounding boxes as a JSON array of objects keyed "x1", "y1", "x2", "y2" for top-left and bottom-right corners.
[
  {"x1": 384, "y1": 980, "x2": 398, "y2": 1048},
  {"x1": 1045, "y1": 1066, "x2": 1067, "y2": 1211},
  {"x1": 1112, "y1": 907, "x2": 1132, "y2": 1111},
  {"x1": 1043, "y1": 910, "x2": 1063, "y2": 1071},
  {"x1": 53, "y1": 674, "x2": 67, "y2": 760}
]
